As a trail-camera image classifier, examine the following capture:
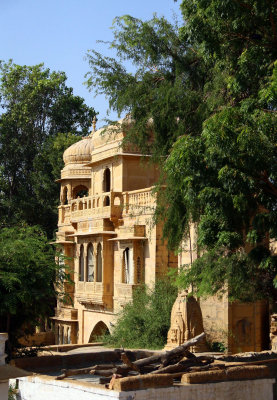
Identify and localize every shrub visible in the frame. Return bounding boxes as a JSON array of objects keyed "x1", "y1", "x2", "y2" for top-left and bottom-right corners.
[{"x1": 104, "y1": 278, "x2": 177, "y2": 349}]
